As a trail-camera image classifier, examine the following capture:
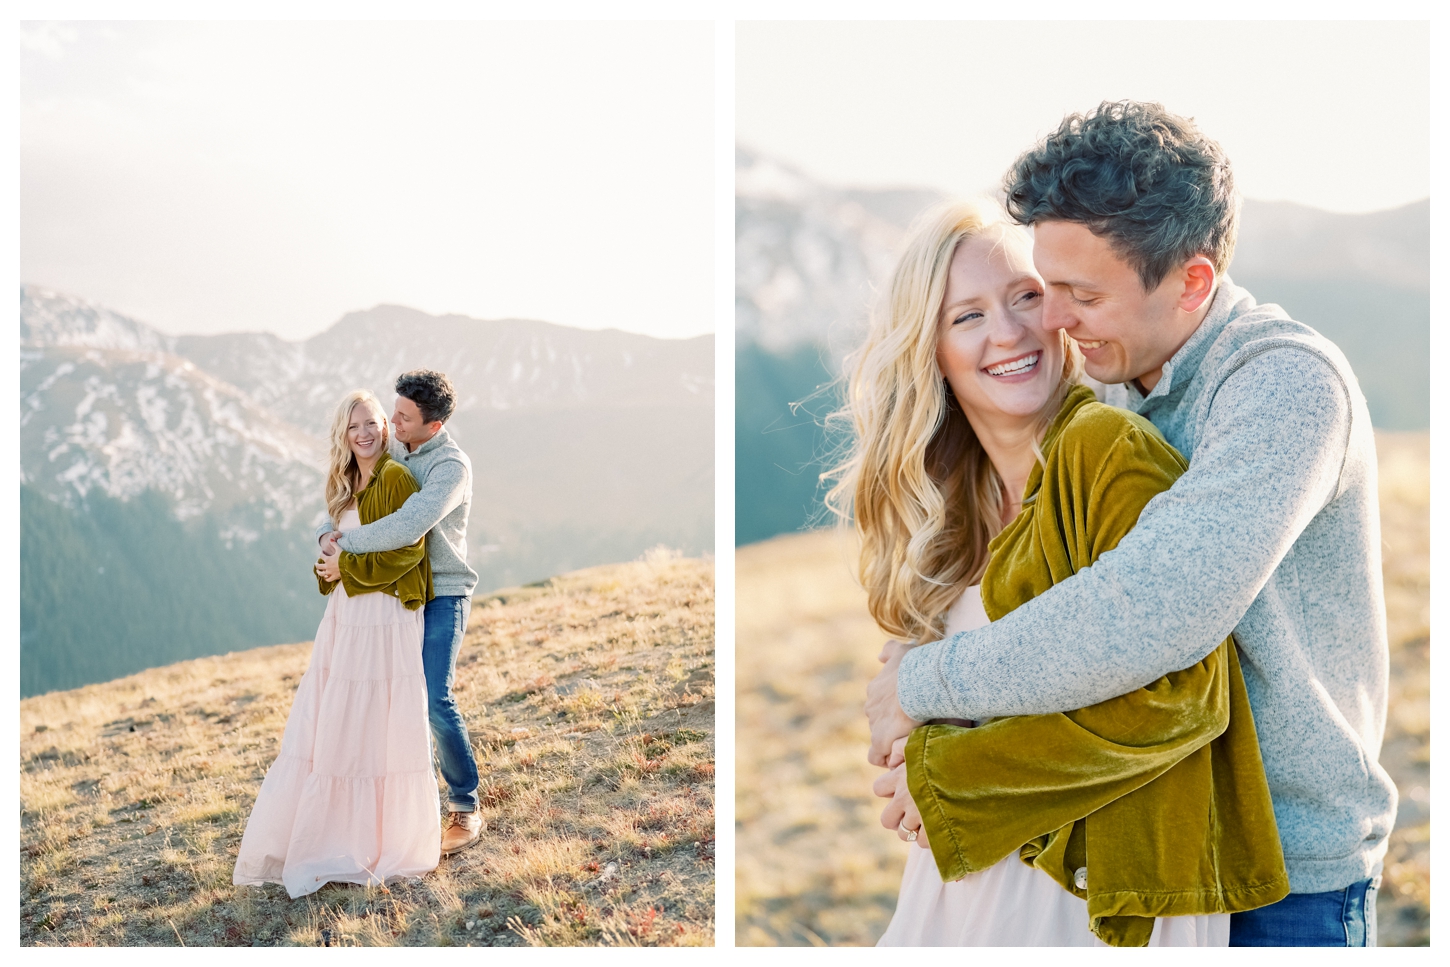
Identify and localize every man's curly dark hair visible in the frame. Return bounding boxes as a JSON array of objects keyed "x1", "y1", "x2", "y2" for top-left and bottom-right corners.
[
  {"x1": 1003, "y1": 100, "x2": 1240, "y2": 292},
  {"x1": 395, "y1": 369, "x2": 456, "y2": 425}
]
